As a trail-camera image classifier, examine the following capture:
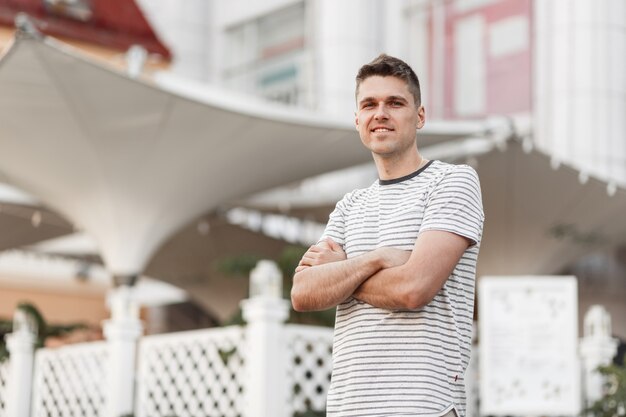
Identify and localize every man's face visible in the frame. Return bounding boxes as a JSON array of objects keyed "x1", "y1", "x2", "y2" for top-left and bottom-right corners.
[{"x1": 355, "y1": 76, "x2": 425, "y2": 158}]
